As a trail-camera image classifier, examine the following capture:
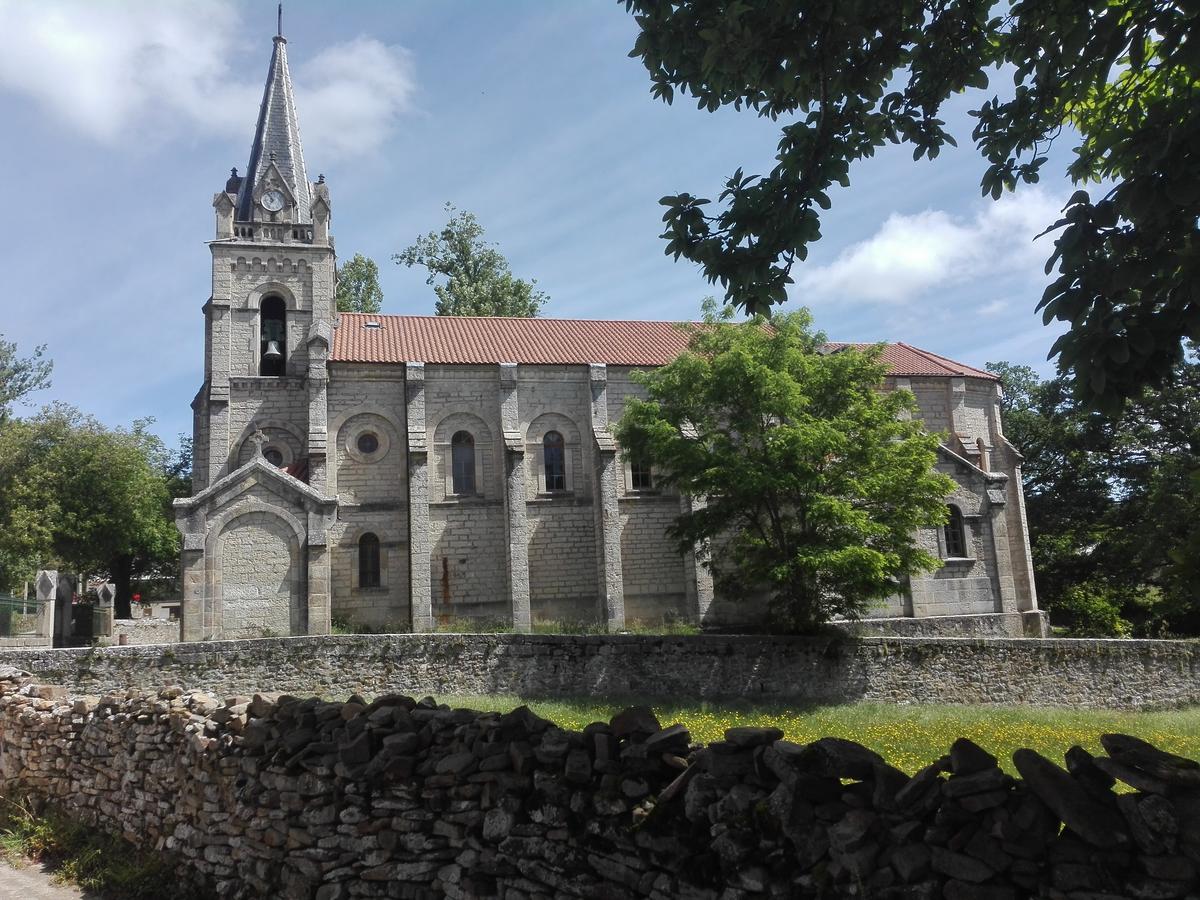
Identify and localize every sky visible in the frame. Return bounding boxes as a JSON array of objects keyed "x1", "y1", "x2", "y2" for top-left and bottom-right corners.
[{"x1": 0, "y1": 0, "x2": 1075, "y2": 446}]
